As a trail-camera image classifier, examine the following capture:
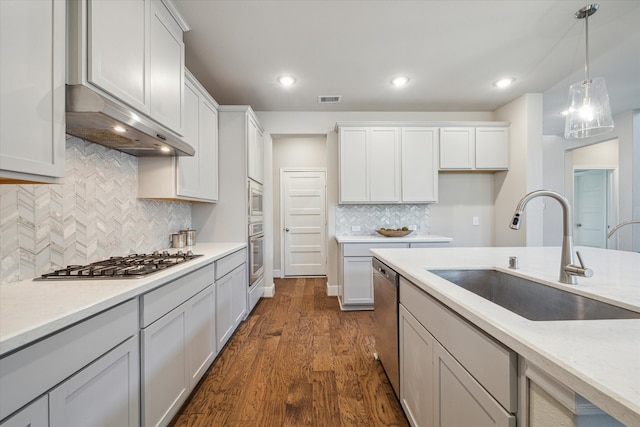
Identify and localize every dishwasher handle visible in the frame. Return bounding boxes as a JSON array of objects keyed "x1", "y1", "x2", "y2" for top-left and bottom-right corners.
[{"x1": 372, "y1": 258, "x2": 398, "y2": 284}]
